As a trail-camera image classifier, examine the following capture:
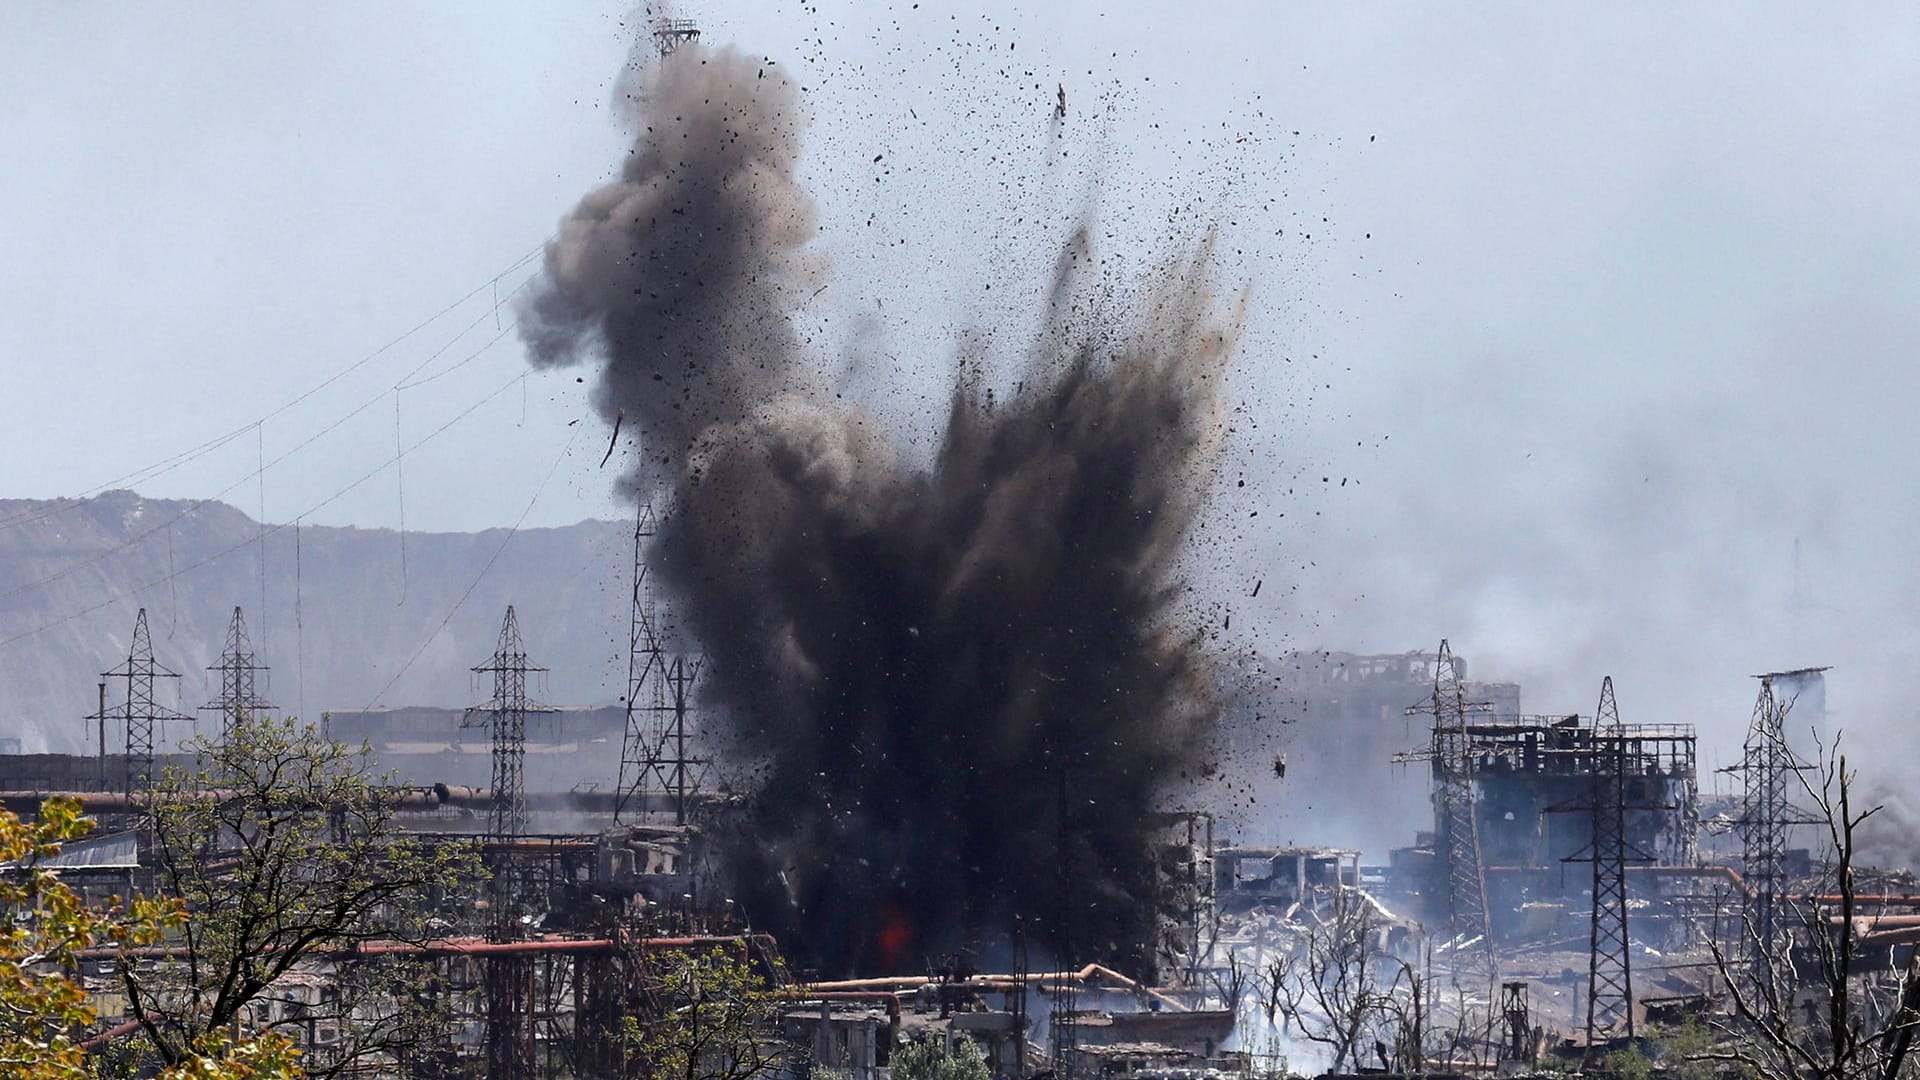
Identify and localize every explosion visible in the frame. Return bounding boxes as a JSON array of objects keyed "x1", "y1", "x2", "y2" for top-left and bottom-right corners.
[{"x1": 523, "y1": 38, "x2": 1244, "y2": 975}]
